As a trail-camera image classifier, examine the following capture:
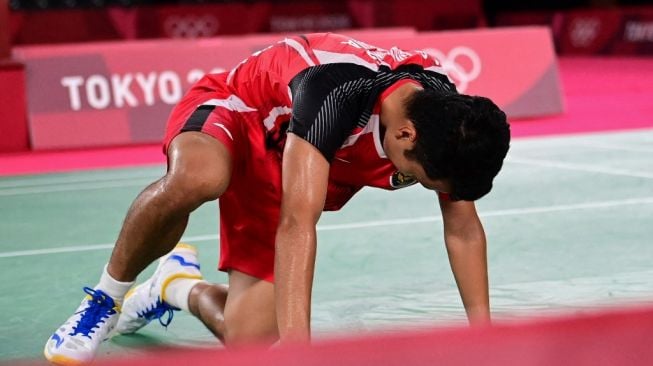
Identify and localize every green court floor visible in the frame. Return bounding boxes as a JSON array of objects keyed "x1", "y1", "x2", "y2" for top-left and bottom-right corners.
[{"x1": 1, "y1": 129, "x2": 652, "y2": 362}]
